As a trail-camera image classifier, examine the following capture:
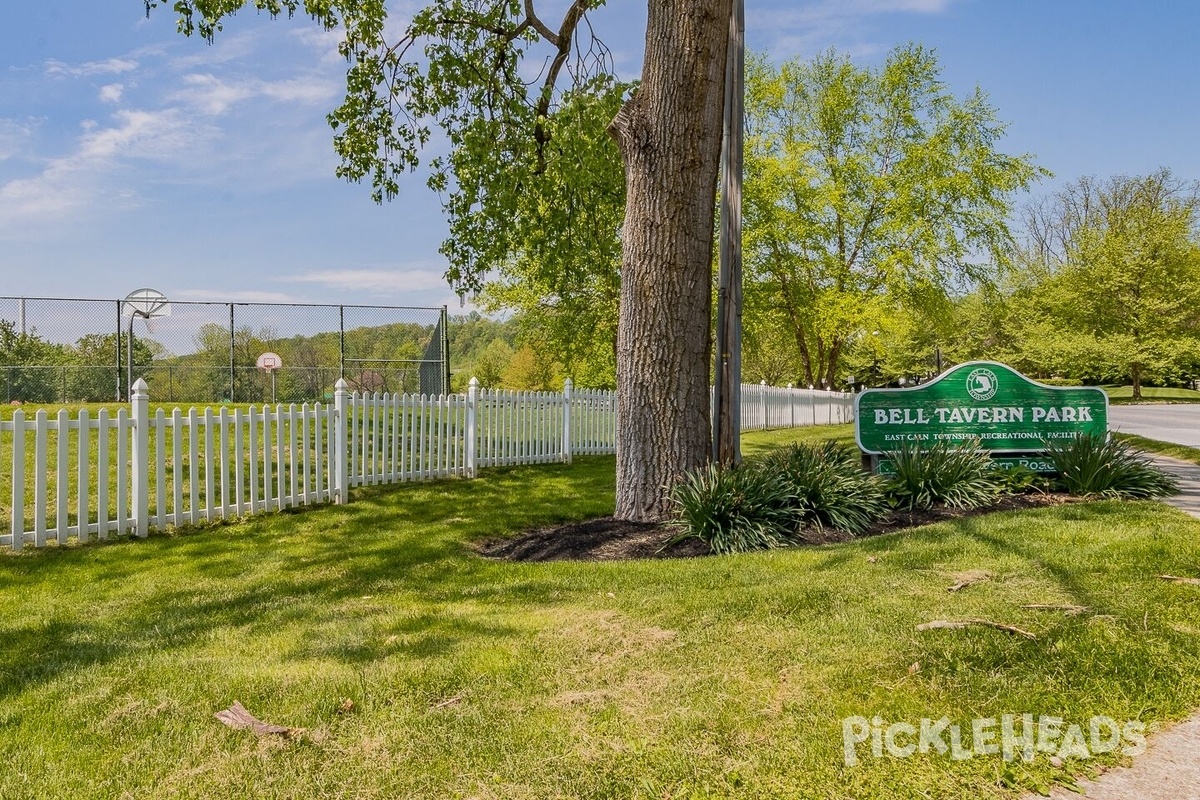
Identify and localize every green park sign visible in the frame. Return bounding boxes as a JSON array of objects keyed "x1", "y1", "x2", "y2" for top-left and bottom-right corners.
[{"x1": 855, "y1": 361, "x2": 1108, "y2": 457}]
